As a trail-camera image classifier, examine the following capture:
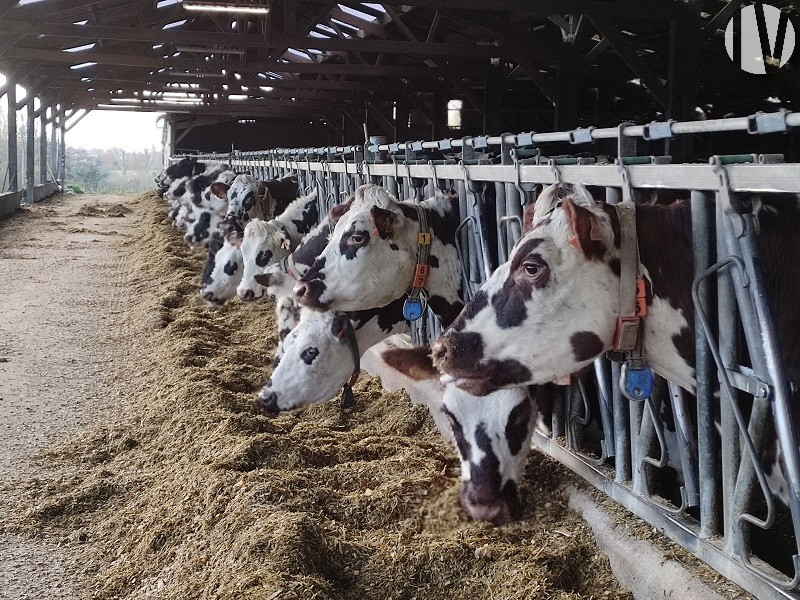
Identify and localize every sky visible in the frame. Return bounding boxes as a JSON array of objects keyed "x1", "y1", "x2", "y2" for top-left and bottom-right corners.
[{"x1": 67, "y1": 111, "x2": 165, "y2": 151}]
